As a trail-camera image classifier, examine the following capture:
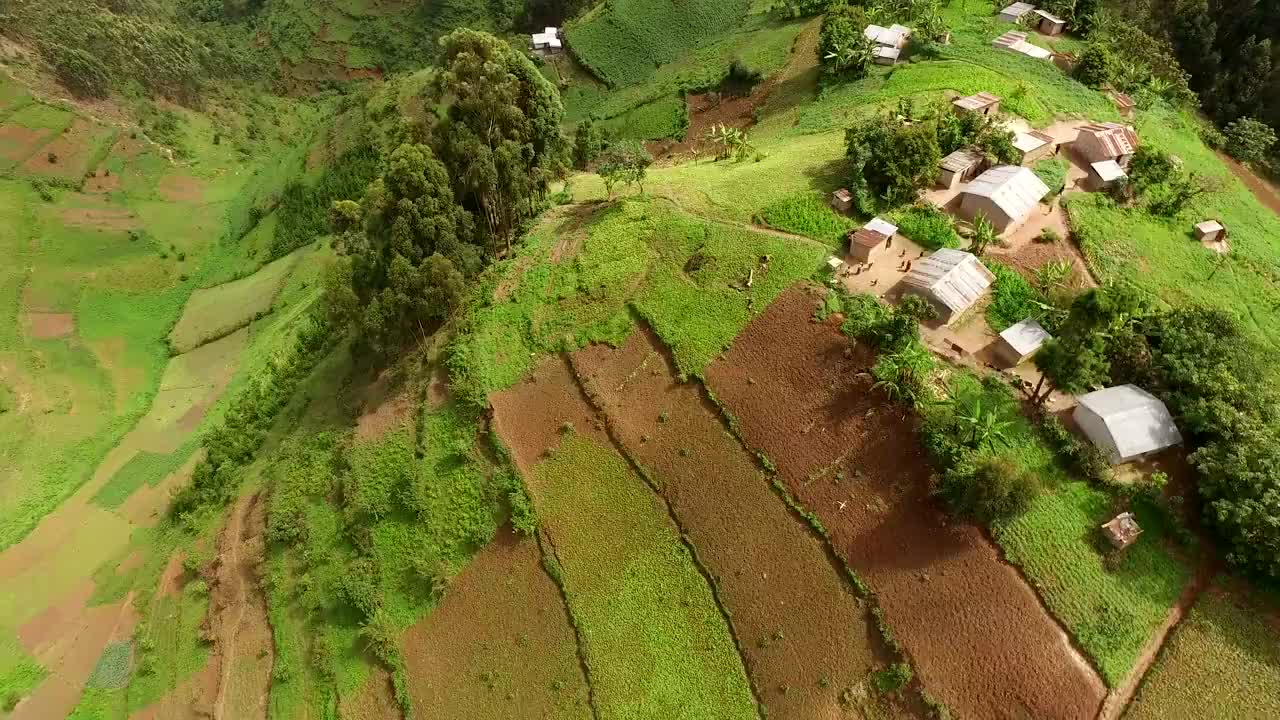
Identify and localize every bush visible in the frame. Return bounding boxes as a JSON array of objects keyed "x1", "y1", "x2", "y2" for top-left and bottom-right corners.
[
  {"x1": 1074, "y1": 44, "x2": 1115, "y2": 88},
  {"x1": 48, "y1": 43, "x2": 112, "y2": 98},
  {"x1": 936, "y1": 455, "x2": 1042, "y2": 523},
  {"x1": 1033, "y1": 158, "x2": 1069, "y2": 196},
  {"x1": 1035, "y1": 227, "x2": 1061, "y2": 244},
  {"x1": 893, "y1": 204, "x2": 962, "y2": 250},
  {"x1": 985, "y1": 262, "x2": 1045, "y2": 332},
  {"x1": 871, "y1": 662, "x2": 913, "y2": 694},
  {"x1": 1223, "y1": 117, "x2": 1278, "y2": 164}
]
